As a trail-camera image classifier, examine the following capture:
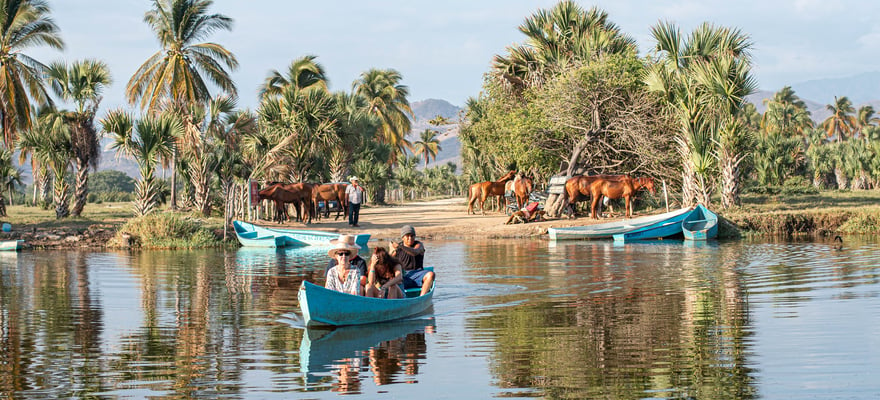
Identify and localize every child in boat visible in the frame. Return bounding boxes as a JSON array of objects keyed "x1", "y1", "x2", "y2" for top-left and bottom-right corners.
[{"x1": 365, "y1": 247, "x2": 404, "y2": 299}]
